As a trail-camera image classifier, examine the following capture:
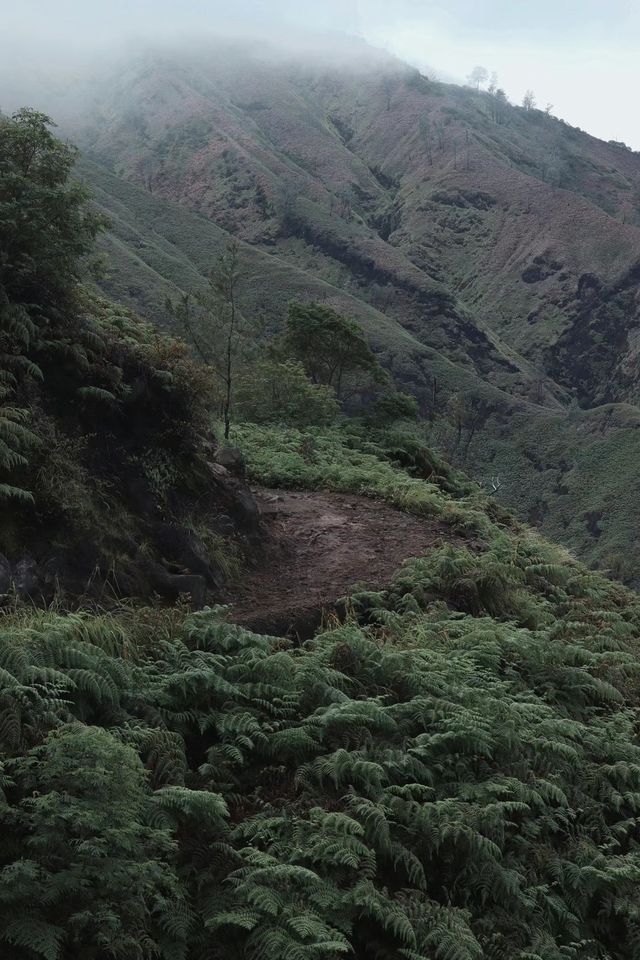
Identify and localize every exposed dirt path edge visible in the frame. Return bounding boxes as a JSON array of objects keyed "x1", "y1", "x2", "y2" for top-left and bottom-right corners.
[{"x1": 223, "y1": 486, "x2": 459, "y2": 637}]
